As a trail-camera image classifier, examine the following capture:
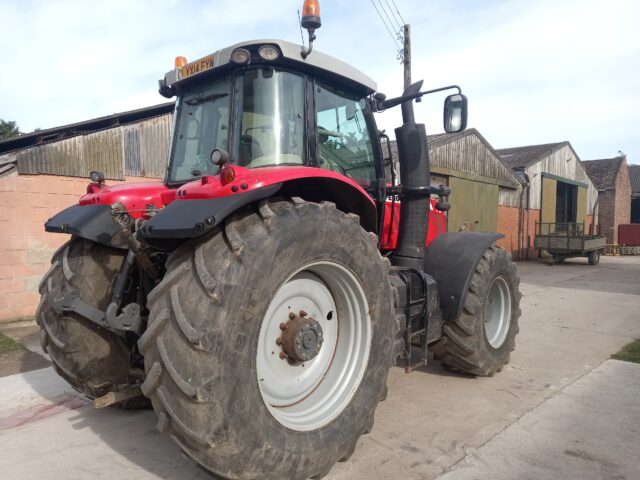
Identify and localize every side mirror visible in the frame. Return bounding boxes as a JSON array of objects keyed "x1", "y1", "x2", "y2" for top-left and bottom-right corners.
[{"x1": 443, "y1": 94, "x2": 468, "y2": 133}]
